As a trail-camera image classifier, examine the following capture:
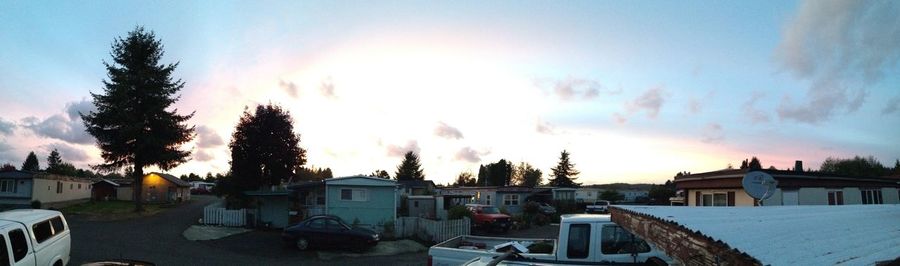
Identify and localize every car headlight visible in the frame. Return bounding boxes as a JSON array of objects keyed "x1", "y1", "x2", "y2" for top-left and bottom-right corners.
[{"x1": 373, "y1": 234, "x2": 380, "y2": 240}]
